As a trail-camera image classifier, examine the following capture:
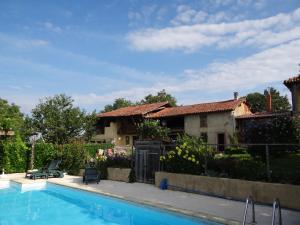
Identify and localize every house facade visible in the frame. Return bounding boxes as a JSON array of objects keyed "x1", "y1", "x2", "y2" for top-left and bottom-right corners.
[
  {"x1": 148, "y1": 96, "x2": 251, "y2": 148},
  {"x1": 91, "y1": 102, "x2": 171, "y2": 146},
  {"x1": 92, "y1": 94, "x2": 252, "y2": 148}
]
